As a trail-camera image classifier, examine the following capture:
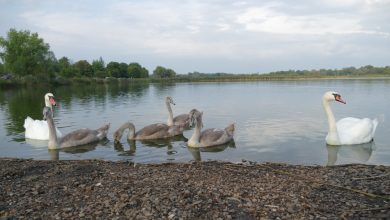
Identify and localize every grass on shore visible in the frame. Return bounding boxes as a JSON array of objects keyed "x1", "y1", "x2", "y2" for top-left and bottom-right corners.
[{"x1": 1, "y1": 74, "x2": 390, "y2": 88}]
